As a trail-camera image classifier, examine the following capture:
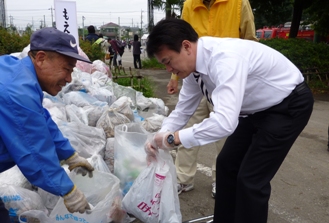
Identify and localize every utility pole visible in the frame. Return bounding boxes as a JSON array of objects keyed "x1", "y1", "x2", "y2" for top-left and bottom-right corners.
[
  {"x1": 118, "y1": 17, "x2": 120, "y2": 39},
  {"x1": 82, "y1": 16, "x2": 85, "y2": 40},
  {"x1": 140, "y1": 10, "x2": 143, "y2": 36},
  {"x1": 44, "y1": 15, "x2": 46, "y2": 27},
  {"x1": 9, "y1": 15, "x2": 13, "y2": 26},
  {"x1": 49, "y1": 6, "x2": 54, "y2": 27},
  {"x1": 148, "y1": 0, "x2": 154, "y2": 33},
  {"x1": 0, "y1": 0, "x2": 6, "y2": 28}
]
